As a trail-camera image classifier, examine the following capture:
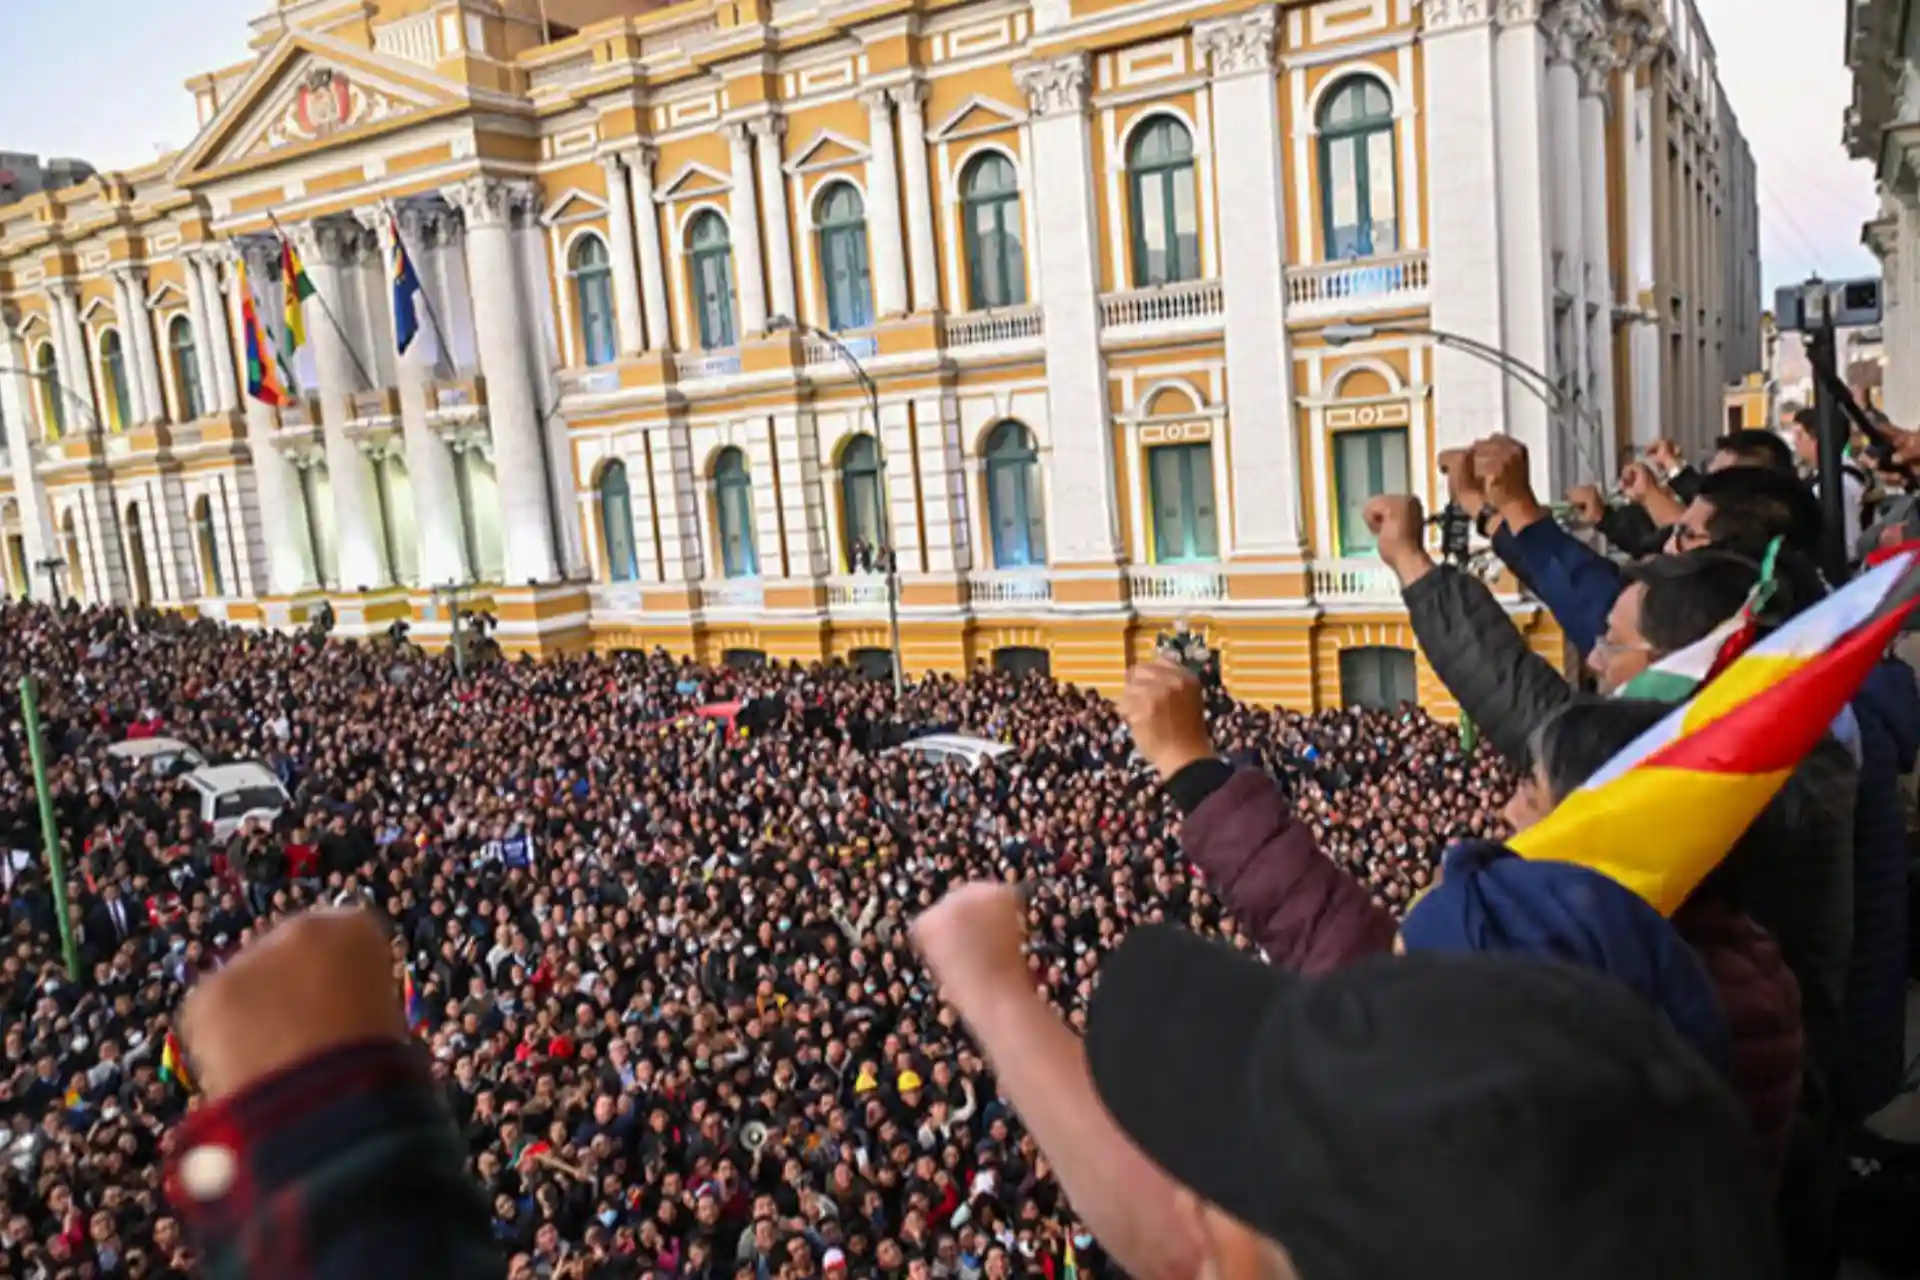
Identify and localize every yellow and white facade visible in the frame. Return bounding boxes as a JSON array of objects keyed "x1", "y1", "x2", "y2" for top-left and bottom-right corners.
[{"x1": 0, "y1": 0, "x2": 1715, "y2": 705}]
